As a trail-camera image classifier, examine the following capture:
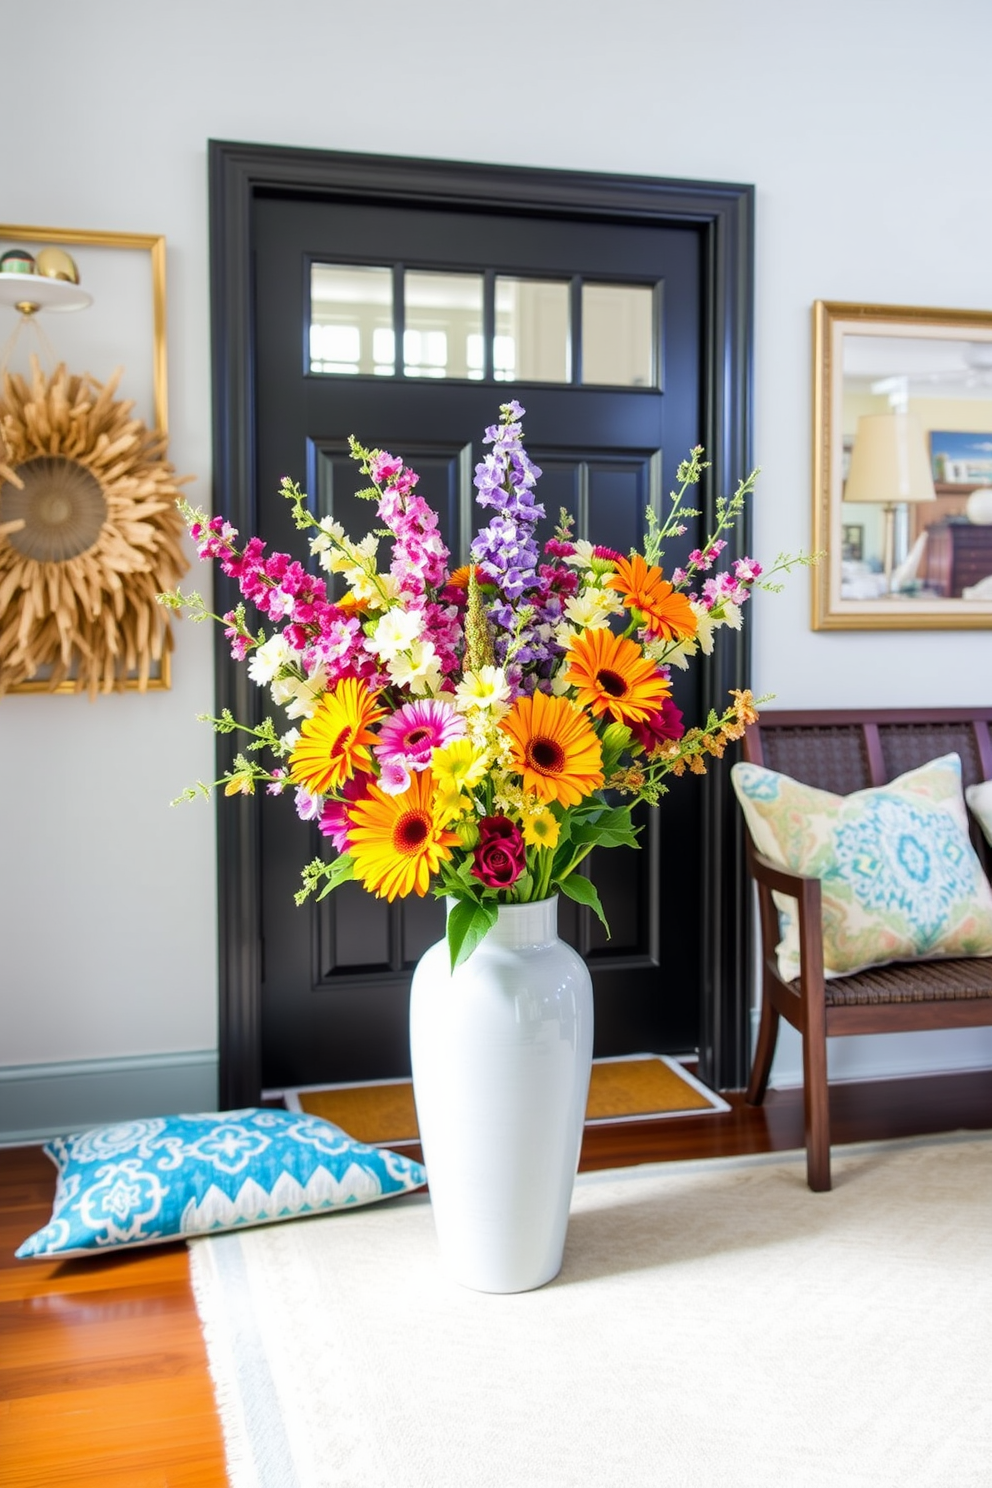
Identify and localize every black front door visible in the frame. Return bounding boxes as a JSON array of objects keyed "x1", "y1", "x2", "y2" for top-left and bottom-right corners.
[
  {"x1": 251, "y1": 193, "x2": 704, "y2": 1089},
  {"x1": 208, "y1": 145, "x2": 754, "y2": 1104}
]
